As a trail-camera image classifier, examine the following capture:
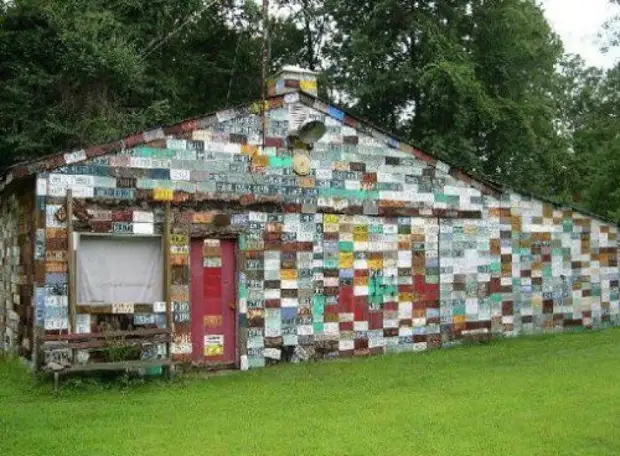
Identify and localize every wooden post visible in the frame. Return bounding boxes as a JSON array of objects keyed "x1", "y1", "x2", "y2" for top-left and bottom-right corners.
[
  {"x1": 67, "y1": 190, "x2": 76, "y2": 334},
  {"x1": 163, "y1": 202, "x2": 172, "y2": 360},
  {"x1": 32, "y1": 197, "x2": 42, "y2": 371},
  {"x1": 67, "y1": 190, "x2": 77, "y2": 364}
]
